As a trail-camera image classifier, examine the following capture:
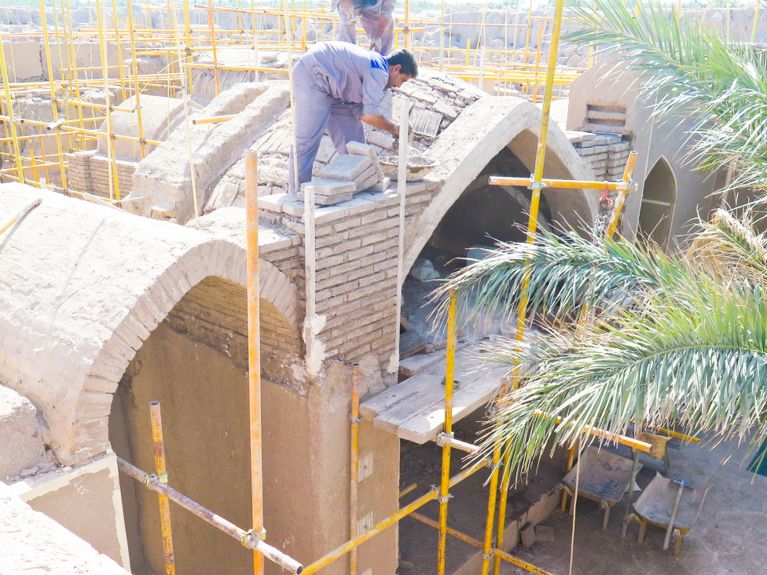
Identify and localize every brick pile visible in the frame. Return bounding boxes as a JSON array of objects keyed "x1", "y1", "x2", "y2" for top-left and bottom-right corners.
[
  {"x1": 567, "y1": 131, "x2": 632, "y2": 181},
  {"x1": 65, "y1": 150, "x2": 137, "y2": 198}
]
